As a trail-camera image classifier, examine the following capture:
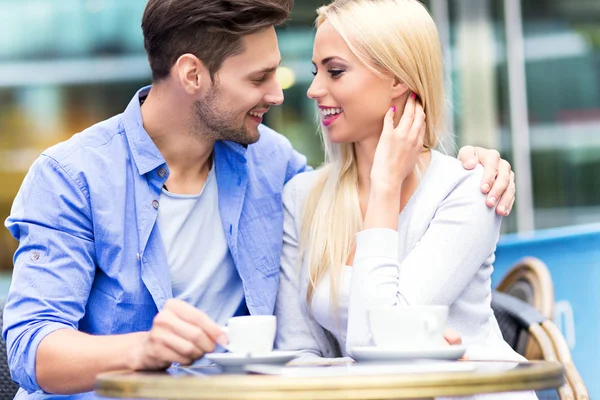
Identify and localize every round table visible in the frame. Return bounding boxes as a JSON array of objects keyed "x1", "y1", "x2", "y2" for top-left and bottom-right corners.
[{"x1": 96, "y1": 360, "x2": 564, "y2": 400}]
